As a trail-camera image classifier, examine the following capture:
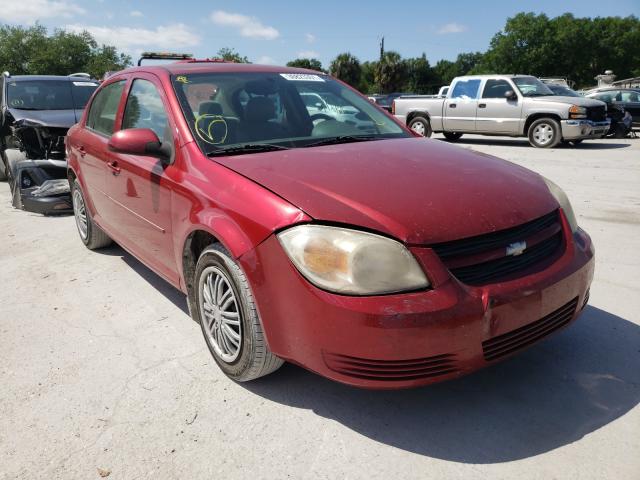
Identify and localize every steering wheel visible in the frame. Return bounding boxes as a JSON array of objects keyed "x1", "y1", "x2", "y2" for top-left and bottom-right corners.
[{"x1": 310, "y1": 113, "x2": 334, "y2": 122}]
